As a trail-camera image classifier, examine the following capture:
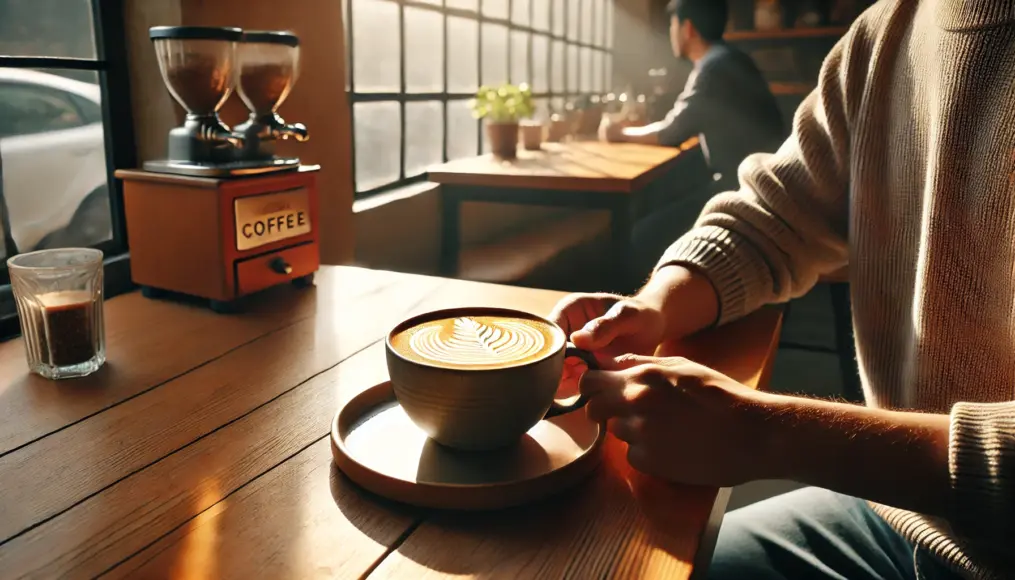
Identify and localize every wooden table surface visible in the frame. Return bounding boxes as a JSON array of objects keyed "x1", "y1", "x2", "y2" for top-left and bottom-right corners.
[
  {"x1": 0, "y1": 266, "x2": 780, "y2": 579},
  {"x1": 428, "y1": 138, "x2": 701, "y2": 194}
]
